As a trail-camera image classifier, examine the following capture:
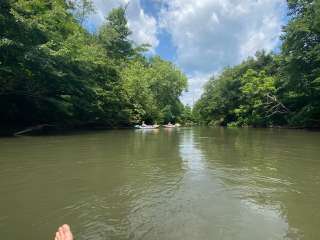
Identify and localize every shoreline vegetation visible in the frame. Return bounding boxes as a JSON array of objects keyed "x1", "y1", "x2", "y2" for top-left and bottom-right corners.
[
  {"x1": 193, "y1": 1, "x2": 320, "y2": 128},
  {"x1": 1, "y1": 123, "x2": 318, "y2": 138},
  {"x1": 1, "y1": 0, "x2": 319, "y2": 136},
  {"x1": 1, "y1": 1, "x2": 189, "y2": 136}
]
